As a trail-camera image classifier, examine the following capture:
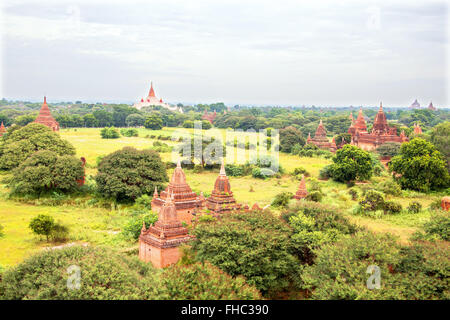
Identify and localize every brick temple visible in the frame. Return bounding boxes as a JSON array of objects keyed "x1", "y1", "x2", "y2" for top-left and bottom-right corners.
[
  {"x1": 0, "y1": 122, "x2": 6, "y2": 137},
  {"x1": 151, "y1": 160, "x2": 204, "y2": 225},
  {"x1": 293, "y1": 175, "x2": 308, "y2": 200},
  {"x1": 34, "y1": 96, "x2": 59, "y2": 131},
  {"x1": 205, "y1": 162, "x2": 238, "y2": 215},
  {"x1": 306, "y1": 120, "x2": 337, "y2": 152},
  {"x1": 348, "y1": 103, "x2": 408, "y2": 151},
  {"x1": 139, "y1": 193, "x2": 191, "y2": 268},
  {"x1": 413, "y1": 123, "x2": 423, "y2": 135},
  {"x1": 201, "y1": 110, "x2": 217, "y2": 124}
]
